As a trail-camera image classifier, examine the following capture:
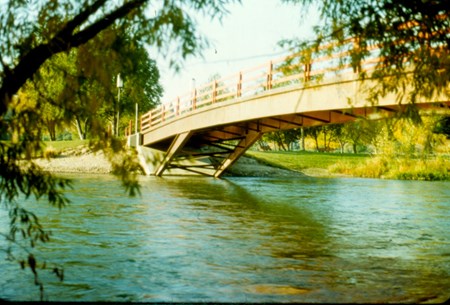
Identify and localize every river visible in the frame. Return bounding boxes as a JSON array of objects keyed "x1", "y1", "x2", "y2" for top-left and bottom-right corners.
[{"x1": 1, "y1": 174, "x2": 449, "y2": 302}]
